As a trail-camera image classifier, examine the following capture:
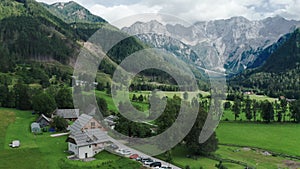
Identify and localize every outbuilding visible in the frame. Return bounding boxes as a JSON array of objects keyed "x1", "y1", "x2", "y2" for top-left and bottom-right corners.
[{"x1": 31, "y1": 122, "x2": 41, "y2": 134}]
